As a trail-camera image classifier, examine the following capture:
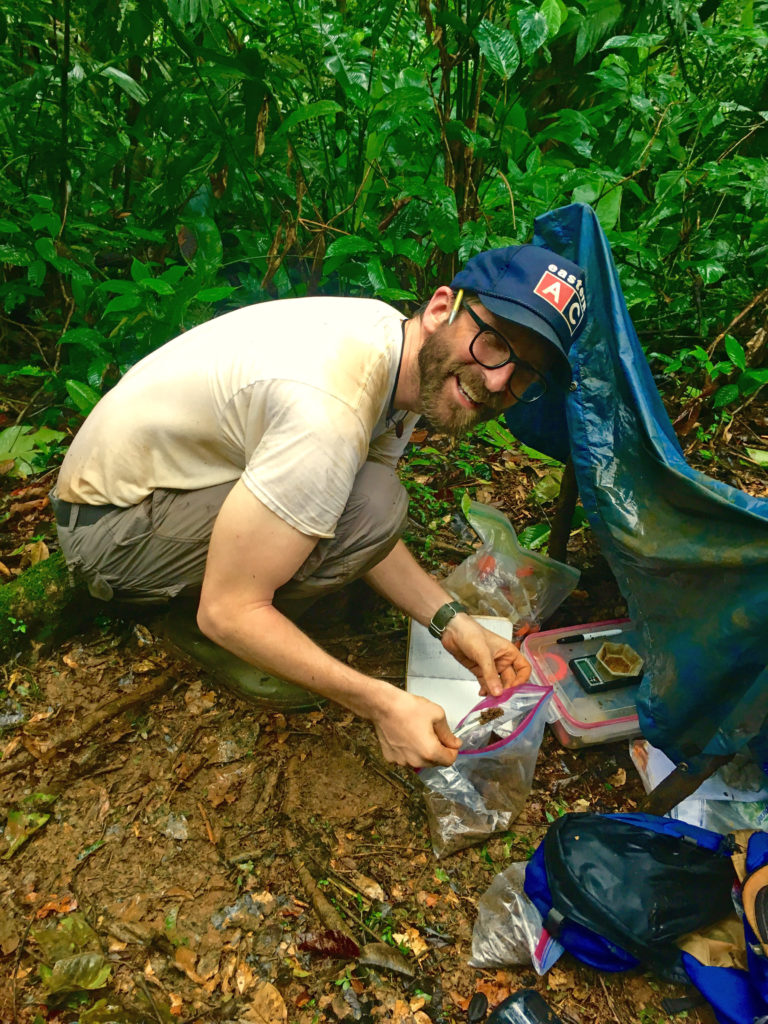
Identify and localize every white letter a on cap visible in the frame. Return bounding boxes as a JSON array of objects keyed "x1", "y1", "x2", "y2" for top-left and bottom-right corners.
[{"x1": 541, "y1": 281, "x2": 561, "y2": 302}]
